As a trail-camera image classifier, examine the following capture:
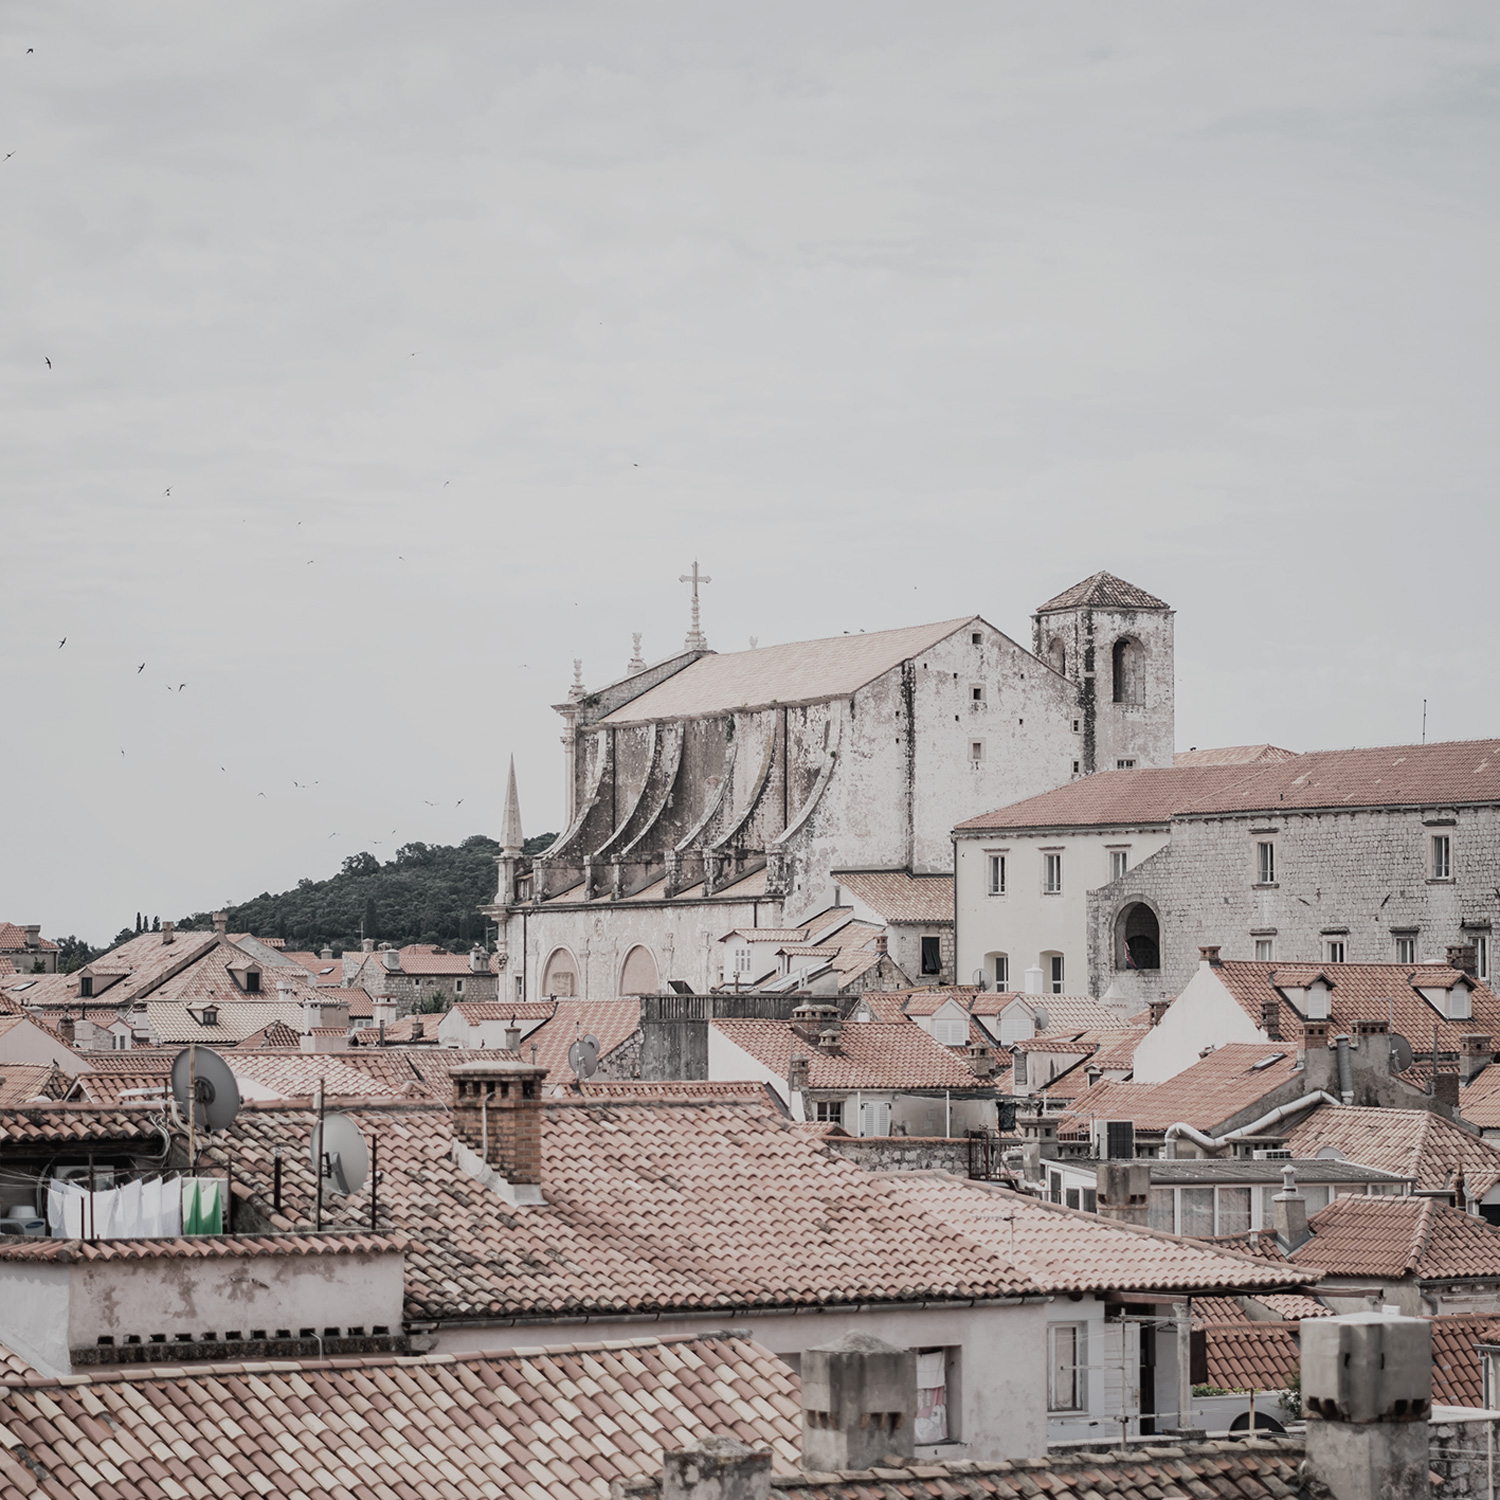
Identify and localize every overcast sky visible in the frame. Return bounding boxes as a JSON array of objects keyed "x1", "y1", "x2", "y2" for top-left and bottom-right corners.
[{"x1": 3, "y1": 3, "x2": 1498, "y2": 943}]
